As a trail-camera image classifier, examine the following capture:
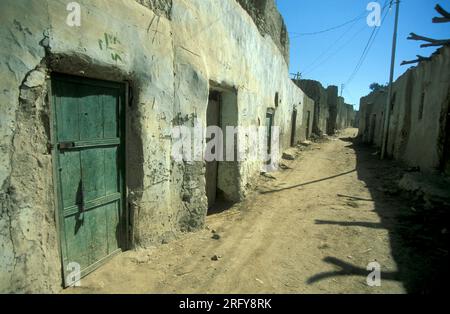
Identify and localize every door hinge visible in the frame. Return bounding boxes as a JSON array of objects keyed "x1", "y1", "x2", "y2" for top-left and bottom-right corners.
[{"x1": 47, "y1": 142, "x2": 54, "y2": 152}]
